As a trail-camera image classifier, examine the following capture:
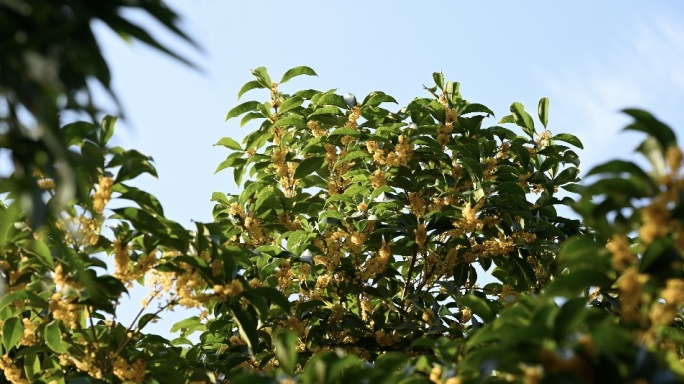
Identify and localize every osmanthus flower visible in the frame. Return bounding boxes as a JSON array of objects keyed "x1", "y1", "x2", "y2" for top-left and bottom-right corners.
[{"x1": 92, "y1": 176, "x2": 113, "y2": 215}]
